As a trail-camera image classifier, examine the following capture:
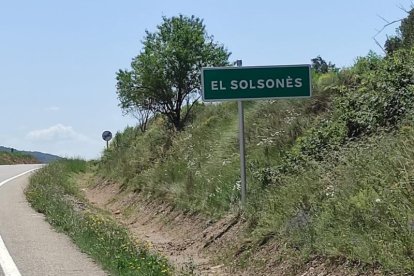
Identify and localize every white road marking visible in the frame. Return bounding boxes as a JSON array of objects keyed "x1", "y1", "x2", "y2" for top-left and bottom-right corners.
[
  {"x1": 0, "y1": 235, "x2": 21, "y2": 276},
  {"x1": 0, "y1": 168, "x2": 39, "y2": 276},
  {"x1": 0, "y1": 169, "x2": 38, "y2": 189}
]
